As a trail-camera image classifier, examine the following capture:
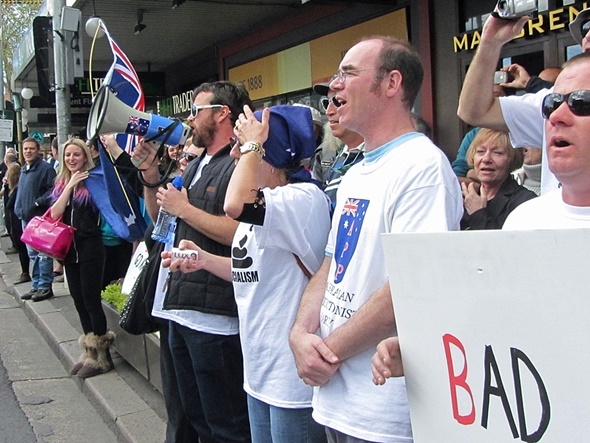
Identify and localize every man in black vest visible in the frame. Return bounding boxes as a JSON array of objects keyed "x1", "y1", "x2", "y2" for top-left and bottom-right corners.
[{"x1": 137, "y1": 81, "x2": 253, "y2": 442}]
